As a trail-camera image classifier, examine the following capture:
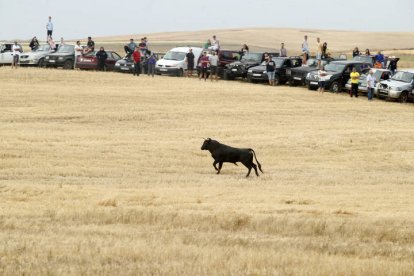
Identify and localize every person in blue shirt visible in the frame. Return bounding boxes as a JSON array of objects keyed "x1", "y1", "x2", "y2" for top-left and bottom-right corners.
[
  {"x1": 147, "y1": 51, "x2": 157, "y2": 77},
  {"x1": 375, "y1": 51, "x2": 385, "y2": 68}
]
